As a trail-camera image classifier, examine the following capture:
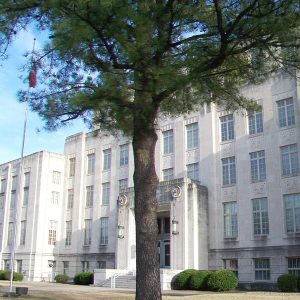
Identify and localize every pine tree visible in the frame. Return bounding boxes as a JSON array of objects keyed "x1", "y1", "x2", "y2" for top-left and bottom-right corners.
[{"x1": 1, "y1": 1, "x2": 300, "y2": 299}]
